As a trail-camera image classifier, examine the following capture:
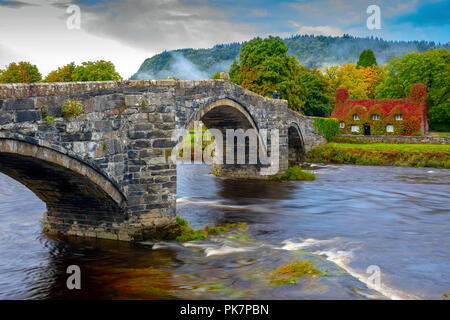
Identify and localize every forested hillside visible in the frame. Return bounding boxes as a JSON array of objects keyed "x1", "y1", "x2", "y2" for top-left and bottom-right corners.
[{"x1": 131, "y1": 34, "x2": 447, "y2": 80}]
